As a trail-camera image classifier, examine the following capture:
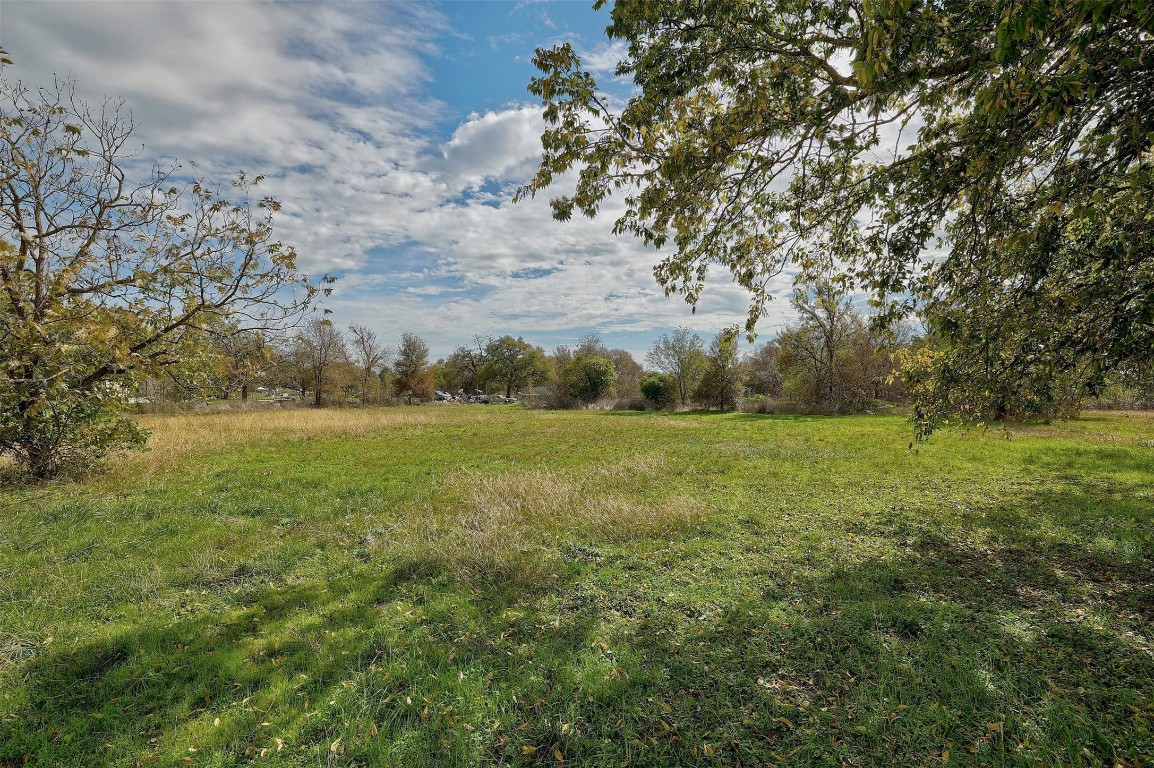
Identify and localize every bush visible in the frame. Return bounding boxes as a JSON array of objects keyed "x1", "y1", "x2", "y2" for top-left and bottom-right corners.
[
  {"x1": 740, "y1": 394, "x2": 773, "y2": 414},
  {"x1": 639, "y1": 373, "x2": 676, "y2": 408},
  {"x1": 0, "y1": 395, "x2": 148, "y2": 480},
  {"x1": 562, "y1": 356, "x2": 617, "y2": 406}
]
